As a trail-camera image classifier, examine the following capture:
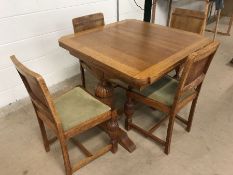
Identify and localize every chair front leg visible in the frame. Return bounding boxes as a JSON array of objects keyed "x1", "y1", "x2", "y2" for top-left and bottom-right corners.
[
  {"x1": 124, "y1": 96, "x2": 134, "y2": 131},
  {"x1": 79, "y1": 61, "x2": 86, "y2": 88},
  {"x1": 165, "y1": 112, "x2": 176, "y2": 155},
  {"x1": 106, "y1": 115, "x2": 119, "y2": 153}
]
